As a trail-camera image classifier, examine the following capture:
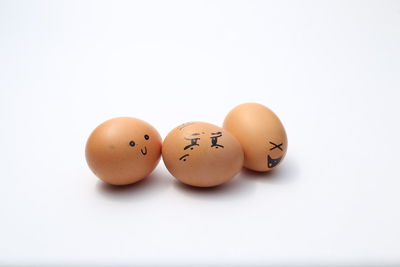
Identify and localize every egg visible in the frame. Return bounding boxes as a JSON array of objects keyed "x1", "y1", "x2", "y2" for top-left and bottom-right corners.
[
  {"x1": 162, "y1": 122, "x2": 244, "y2": 187},
  {"x1": 223, "y1": 103, "x2": 287, "y2": 172},
  {"x1": 85, "y1": 117, "x2": 162, "y2": 185}
]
